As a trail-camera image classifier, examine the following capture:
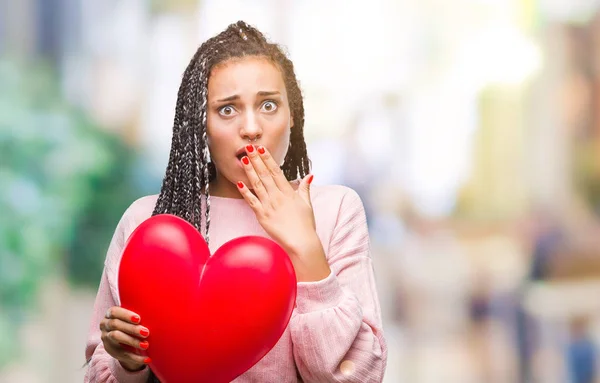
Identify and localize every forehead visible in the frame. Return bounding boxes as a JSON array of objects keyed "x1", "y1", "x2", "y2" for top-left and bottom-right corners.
[{"x1": 207, "y1": 56, "x2": 286, "y2": 98}]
